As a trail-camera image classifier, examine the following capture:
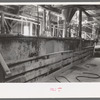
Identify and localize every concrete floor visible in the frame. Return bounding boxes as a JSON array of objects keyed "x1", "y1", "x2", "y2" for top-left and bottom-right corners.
[{"x1": 46, "y1": 57, "x2": 100, "y2": 82}]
